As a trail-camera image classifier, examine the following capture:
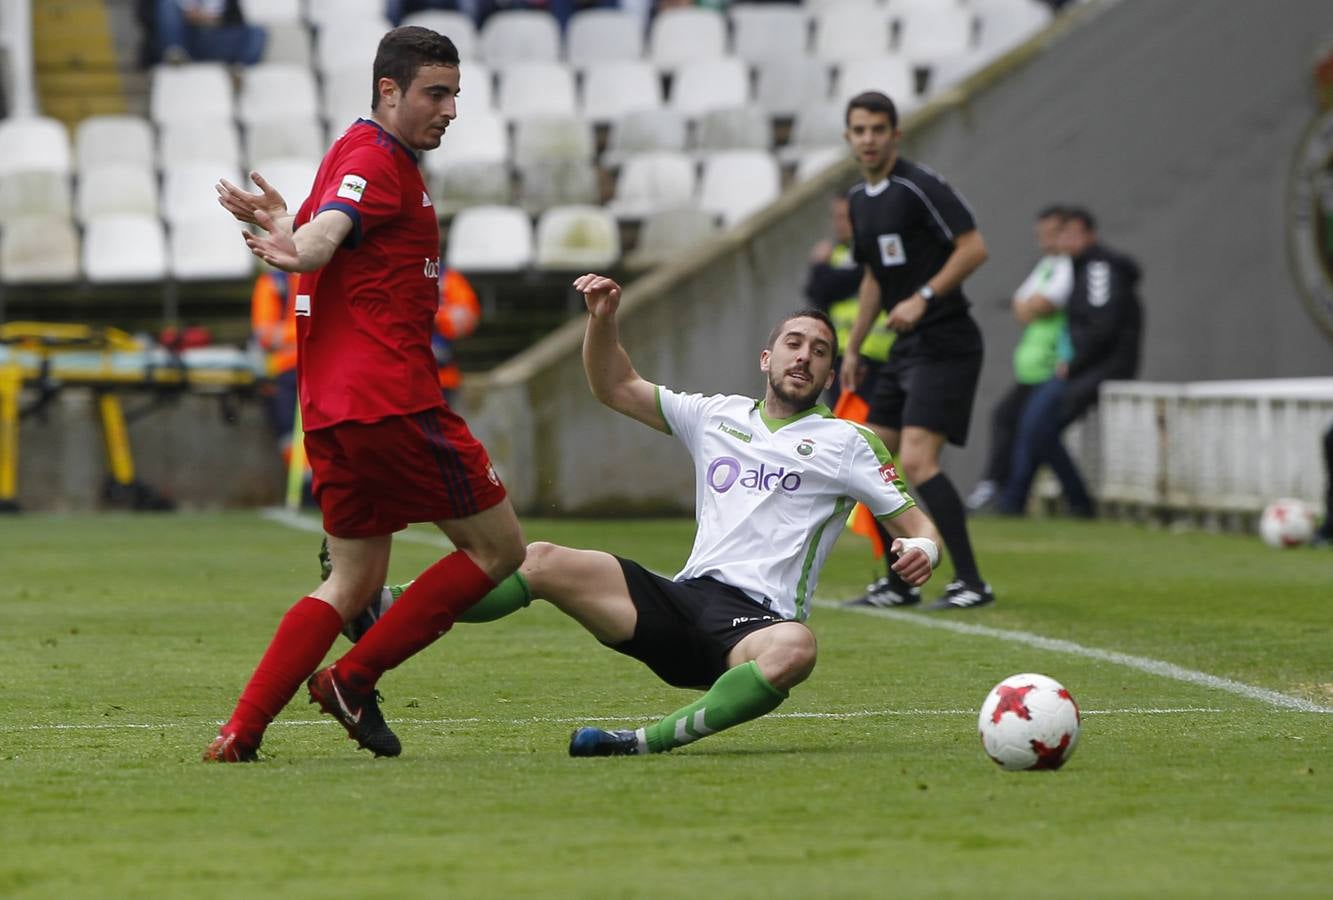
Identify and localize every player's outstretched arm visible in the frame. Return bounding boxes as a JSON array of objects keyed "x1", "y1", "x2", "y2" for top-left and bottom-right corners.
[
  {"x1": 574, "y1": 272, "x2": 668, "y2": 433},
  {"x1": 244, "y1": 208, "x2": 353, "y2": 273},
  {"x1": 217, "y1": 171, "x2": 293, "y2": 235},
  {"x1": 881, "y1": 505, "x2": 942, "y2": 586}
]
